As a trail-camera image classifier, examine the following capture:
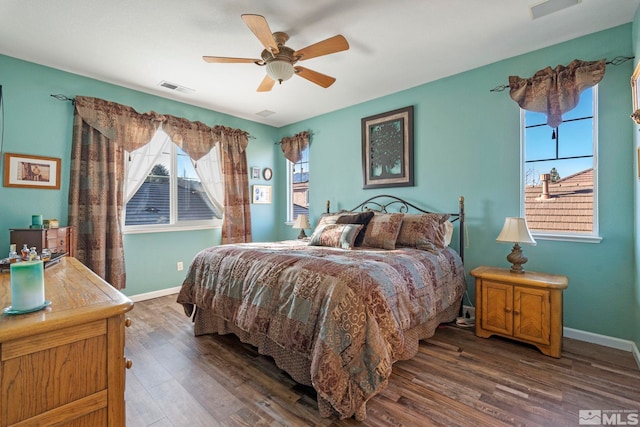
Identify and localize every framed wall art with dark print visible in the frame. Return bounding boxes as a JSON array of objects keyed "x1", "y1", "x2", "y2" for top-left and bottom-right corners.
[{"x1": 361, "y1": 105, "x2": 414, "y2": 189}]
